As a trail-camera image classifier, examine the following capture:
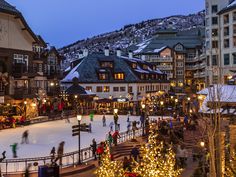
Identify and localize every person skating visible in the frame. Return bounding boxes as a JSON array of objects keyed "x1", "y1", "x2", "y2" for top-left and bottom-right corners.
[
  {"x1": 21, "y1": 130, "x2": 29, "y2": 144},
  {"x1": 109, "y1": 122, "x2": 114, "y2": 132},
  {"x1": 10, "y1": 143, "x2": 18, "y2": 158},
  {"x1": 55, "y1": 141, "x2": 65, "y2": 166},
  {"x1": 96, "y1": 142, "x2": 104, "y2": 165},
  {"x1": 50, "y1": 147, "x2": 56, "y2": 163},
  {"x1": 102, "y1": 114, "x2": 106, "y2": 127},
  {"x1": 90, "y1": 139, "x2": 97, "y2": 160},
  {"x1": 0, "y1": 151, "x2": 6, "y2": 162},
  {"x1": 127, "y1": 121, "x2": 131, "y2": 133},
  {"x1": 89, "y1": 112, "x2": 94, "y2": 122},
  {"x1": 112, "y1": 130, "x2": 120, "y2": 146}
]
